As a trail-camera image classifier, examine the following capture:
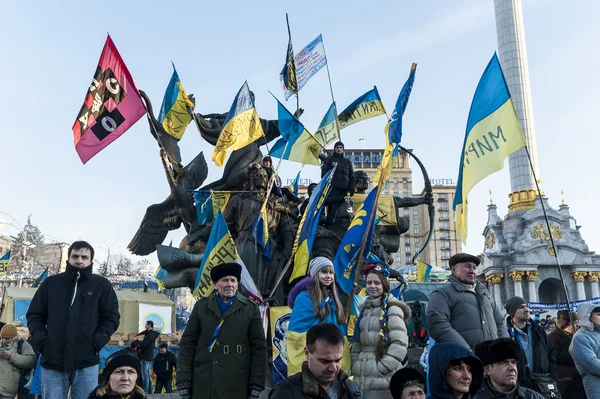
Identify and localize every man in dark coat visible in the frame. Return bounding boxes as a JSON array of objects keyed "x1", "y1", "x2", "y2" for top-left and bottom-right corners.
[
  {"x1": 475, "y1": 338, "x2": 544, "y2": 399},
  {"x1": 505, "y1": 296, "x2": 558, "y2": 395},
  {"x1": 136, "y1": 320, "x2": 160, "y2": 393},
  {"x1": 26, "y1": 241, "x2": 119, "y2": 399},
  {"x1": 549, "y1": 310, "x2": 586, "y2": 399},
  {"x1": 153, "y1": 343, "x2": 177, "y2": 393},
  {"x1": 176, "y1": 262, "x2": 267, "y2": 399},
  {"x1": 321, "y1": 141, "x2": 355, "y2": 223},
  {"x1": 269, "y1": 323, "x2": 363, "y2": 399},
  {"x1": 427, "y1": 253, "x2": 508, "y2": 350}
]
